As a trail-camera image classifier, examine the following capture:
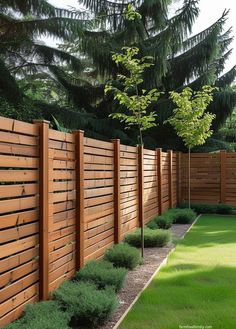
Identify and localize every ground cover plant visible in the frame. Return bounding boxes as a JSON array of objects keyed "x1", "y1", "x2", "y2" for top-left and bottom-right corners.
[
  {"x1": 104, "y1": 243, "x2": 141, "y2": 270},
  {"x1": 53, "y1": 281, "x2": 118, "y2": 328},
  {"x1": 125, "y1": 228, "x2": 171, "y2": 248},
  {"x1": 119, "y1": 215, "x2": 236, "y2": 329},
  {"x1": 5, "y1": 301, "x2": 70, "y2": 329},
  {"x1": 75, "y1": 260, "x2": 127, "y2": 292}
]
